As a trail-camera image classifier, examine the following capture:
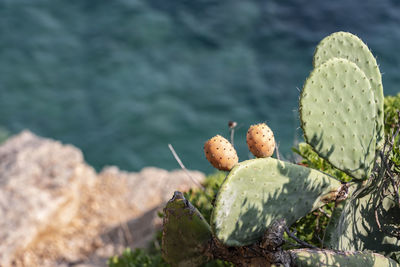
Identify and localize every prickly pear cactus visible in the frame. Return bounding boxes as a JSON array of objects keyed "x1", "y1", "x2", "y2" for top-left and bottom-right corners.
[
  {"x1": 211, "y1": 157, "x2": 343, "y2": 246},
  {"x1": 161, "y1": 31, "x2": 399, "y2": 266},
  {"x1": 313, "y1": 32, "x2": 384, "y2": 147},
  {"x1": 300, "y1": 57, "x2": 376, "y2": 180}
]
